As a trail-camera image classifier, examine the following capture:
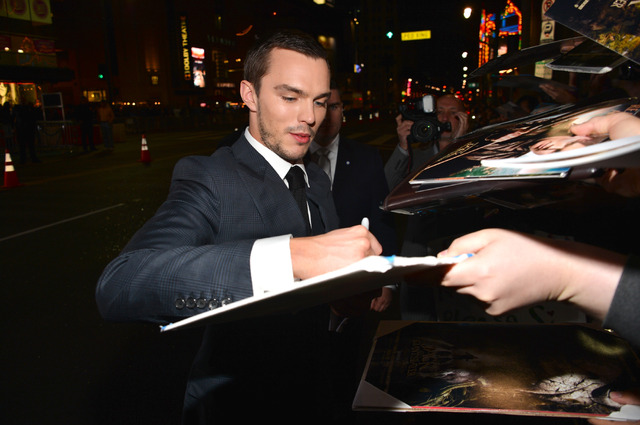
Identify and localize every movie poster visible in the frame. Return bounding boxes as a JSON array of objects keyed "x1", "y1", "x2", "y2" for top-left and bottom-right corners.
[
  {"x1": 191, "y1": 47, "x2": 206, "y2": 88},
  {"x1": 383, "y1": 97, "x2": 640, "y2": 214},
  {"x1": 0, "y1": 81, "x2": 19, "y2": 106},
  {"x1": 545, "y1": 0, "x2": 640, "y2": 65},
  {"x1": 354, "y1": 322, "x2": 640, "y2": 419}
]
